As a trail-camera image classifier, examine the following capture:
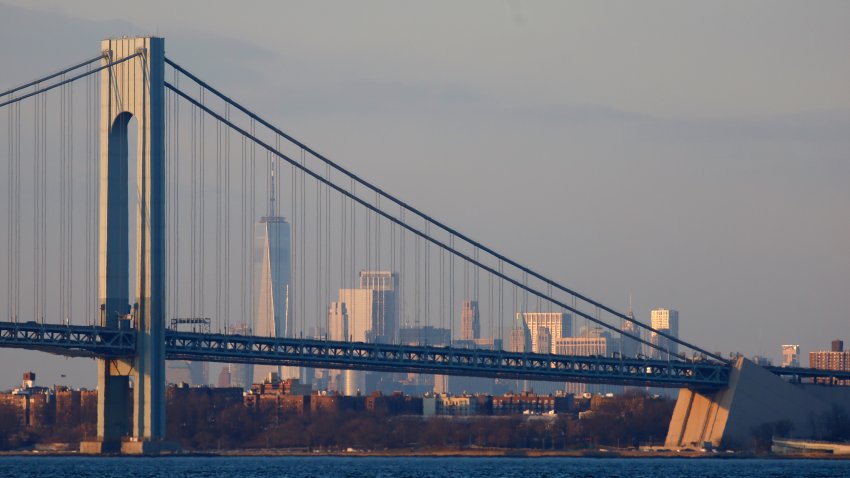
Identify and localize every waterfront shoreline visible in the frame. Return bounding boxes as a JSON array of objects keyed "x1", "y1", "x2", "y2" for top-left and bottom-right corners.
[{"x1": 1, "y1": 447, "x2": 848, "y2": 460}]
